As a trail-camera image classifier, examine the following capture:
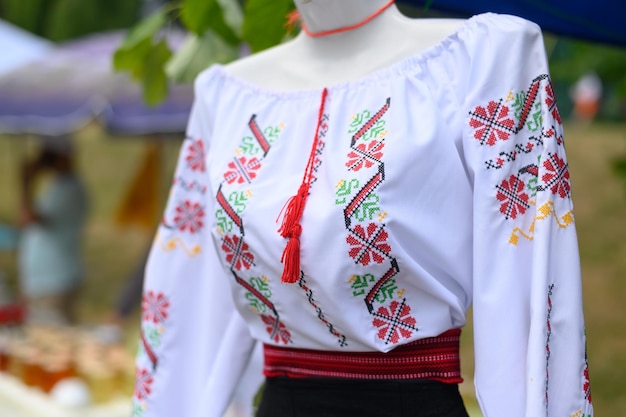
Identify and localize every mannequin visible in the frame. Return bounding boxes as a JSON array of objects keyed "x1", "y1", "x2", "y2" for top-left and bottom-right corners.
[
  {"x1": 134, "y1": 1, "x2": 593, "y2": 416},
  {"x1": 225, "y1": 0, "x2": 463, "y2": 90}
]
